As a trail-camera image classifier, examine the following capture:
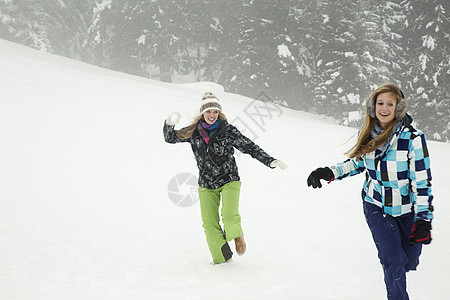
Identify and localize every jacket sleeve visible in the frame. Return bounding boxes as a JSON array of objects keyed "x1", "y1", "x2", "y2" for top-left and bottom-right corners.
[
  {"x1": 330, "y1": 157, "x2": 366, "y2": 180},
  {"x1": 163, "y1": 121, "x2": 189, "y2": 144},
  {"x1": 409, "y1": 132, "x2": 434, "y2": 221},
  {"x1": 228, "y1": 124, "x2": 275, "y2": 167}
]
